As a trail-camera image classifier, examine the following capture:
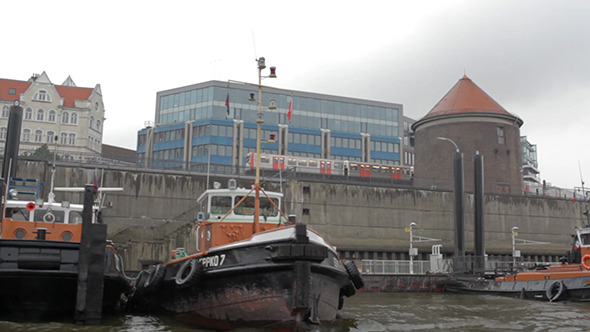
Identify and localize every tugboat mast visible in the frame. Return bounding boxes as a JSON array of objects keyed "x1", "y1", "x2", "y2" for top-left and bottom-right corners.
[{"x1": 253, "y1": 57, "x2": 277, "y2": 232}]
